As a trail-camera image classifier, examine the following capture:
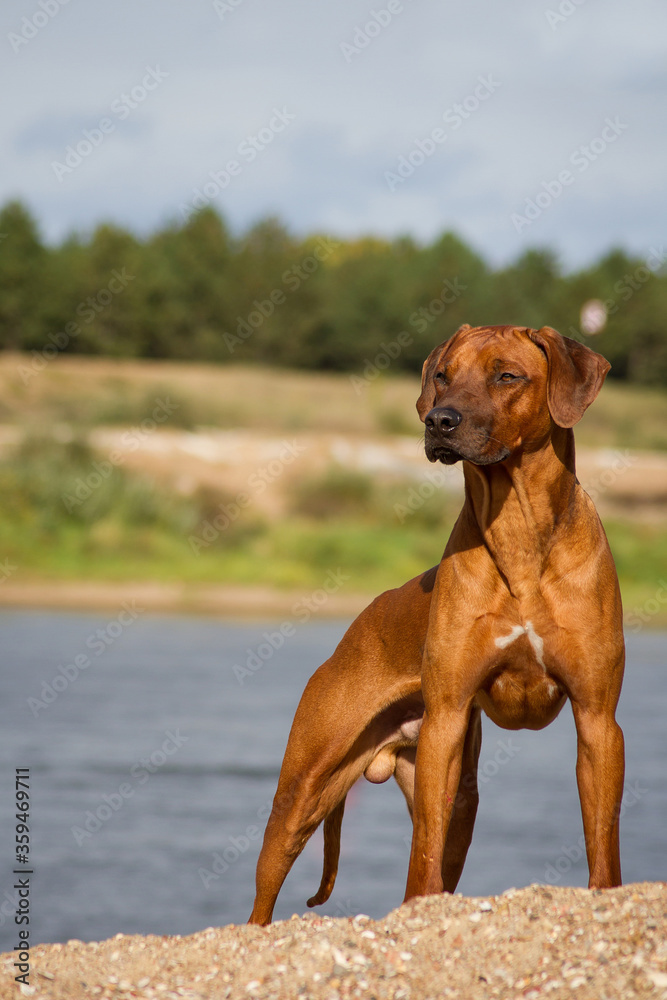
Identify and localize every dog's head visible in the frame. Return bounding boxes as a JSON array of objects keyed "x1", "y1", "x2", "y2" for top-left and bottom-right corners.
[{"x1": 417, "y1": 324, "x2": 610, "y2": 466}]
